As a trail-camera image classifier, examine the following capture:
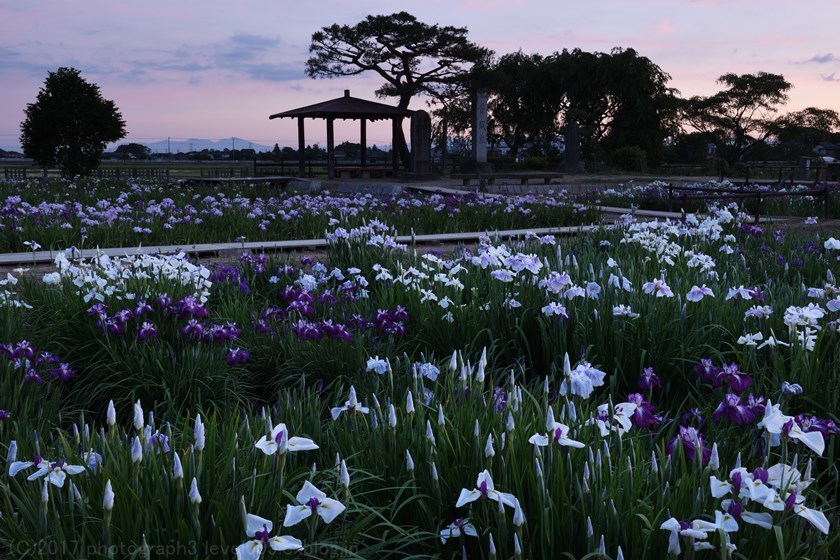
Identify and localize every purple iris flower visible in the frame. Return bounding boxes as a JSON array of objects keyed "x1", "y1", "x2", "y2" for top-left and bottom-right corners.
[
  {"x1": 795, "y1": 414, "x2": 840, "y2": 438},
  {"x1": 317, "y1": 291, "x2": 338, "y2": 305},
  {"x1": 784, "y1": 491, "x2": 797, "y2": 511},
  {"x1": 114, "y1": 309, "x2": 133, "y2": 324},
  {"x1": 478, "y1": 479, "x2": 489, "y2": 498},
  {"x1": 320, "y1": 321, "x2": 354, "y2": 342},
  {"x1": 279, "y1": 286, "x2": 301, "y2": 302},
  {"x1": 87, "y1": 303, "x2": 109, "y2": 319},
  {"x1": 11, "y1": 340, "x2": 36, "y2": 360},
  {"x1": 492, "y1": 387, "x2": 507, "y2": 413},
  {"x1": 50, "y1": 363, "x2": 75, "y2": 382},
  {"x1": 291, "y1": 320, "x2": 323, "y2": 341},
  {"x1": 181, "y1": 319, "x2": 205, "y2": 339},
  {"x1": 149, "y1": 431, "x2": 170, "y2": 453},
  {"x1": 731, "y1": 471, "x2": 743, "y2": 495},
  {"x1": 714, "y1": 362, "x2": 753, "y2": 394},
  {"x1": 103, "y1": 316, "x2": 126, "y2": 336},
  {"x1": 155, "y1": 293, "x2": 173, "y2": 309},
  {"x1": 627, "y1": 393, "x2": 660, "y2": 428},
  {"x1": 666, "y1": 426, "x2": 711, "y2": 464},
  {"x1": 638, "y1": 367, "x2": 661, "y2": 391},
  {"x1": 0, "y1": 409, "x2": 10, "y2": 420},
  {"x1": 392, "y1": 305, "x2": 409, "y2": 322},
  {"x1": 739, "y1": 224, "x2": 765, "y2": 237},
  {"x1": 171, "y1": 296, "x2": 210, "y2": 320},
  {"x1": 680, "y1": 407, "x2": 706, "y2": 428},
  {"x1": 371, "y1": 309, "x2": 409, "y2": 336},
  {"x1": 746, "y1": 393, "x2": 766, "y2": 418},
  {"x1": 711, "y1": 393, "x2": 756, "y2": 425},
  {"x1": 137, "y1": 322, "x2": 158, "y2": 341},
  {"x1": 34, "y1": 352, "x2": 60, "y2": 366},
  {"x1": 253, "y1": 523, "x2": 272, "y2": 545},
  {"x1": 781, "y1": 418, "x2": 797, "y2": 439},
  {"x1": 727, "y1": 500, "x2": 744, "y2": 520},
  {"x1": 693, "y1": 359, "x2": 719, "y2": 384},
  {"x1": 226, "y1": 348, "x2": 250, "y2": 365},
  {"x1": 134, "y1": 300, "x2": 153, "y2": 317},
  {"x1": 23, "y1": 369, "x2": 44, "y2": 385}
]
